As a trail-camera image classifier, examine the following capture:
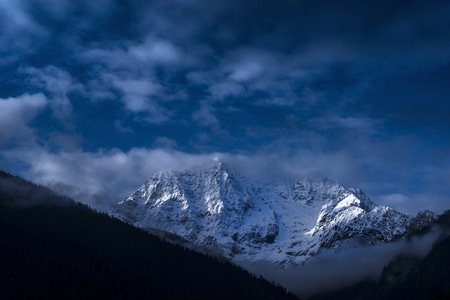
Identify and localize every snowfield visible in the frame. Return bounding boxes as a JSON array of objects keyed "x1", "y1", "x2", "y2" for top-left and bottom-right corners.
[{"x1": 111, "y1": 159, "x2": 437, "y2": 267}]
